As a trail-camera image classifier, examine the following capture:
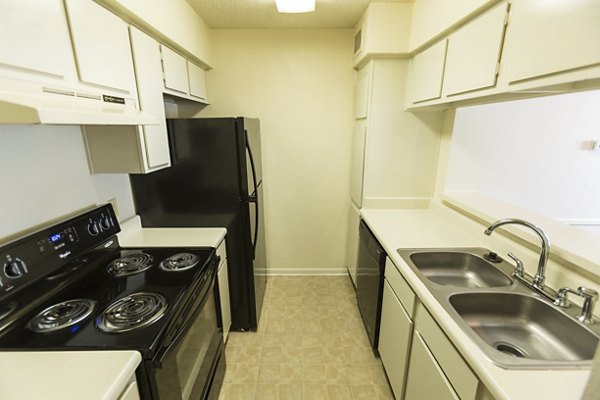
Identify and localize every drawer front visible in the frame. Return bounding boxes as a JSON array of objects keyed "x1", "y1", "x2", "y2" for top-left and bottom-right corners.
[
  {"x1": 415, "y1": 304, "x2": 478, "y2": 400},
  {"x1": 384, "y1": 257, "x2": 416, "y2": 317}
]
